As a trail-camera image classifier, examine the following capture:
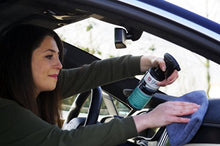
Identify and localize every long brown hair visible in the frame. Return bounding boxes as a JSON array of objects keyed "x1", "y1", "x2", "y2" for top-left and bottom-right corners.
[{"x1": 0, "y1": 24, "x2": 64, "y2": 127}]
